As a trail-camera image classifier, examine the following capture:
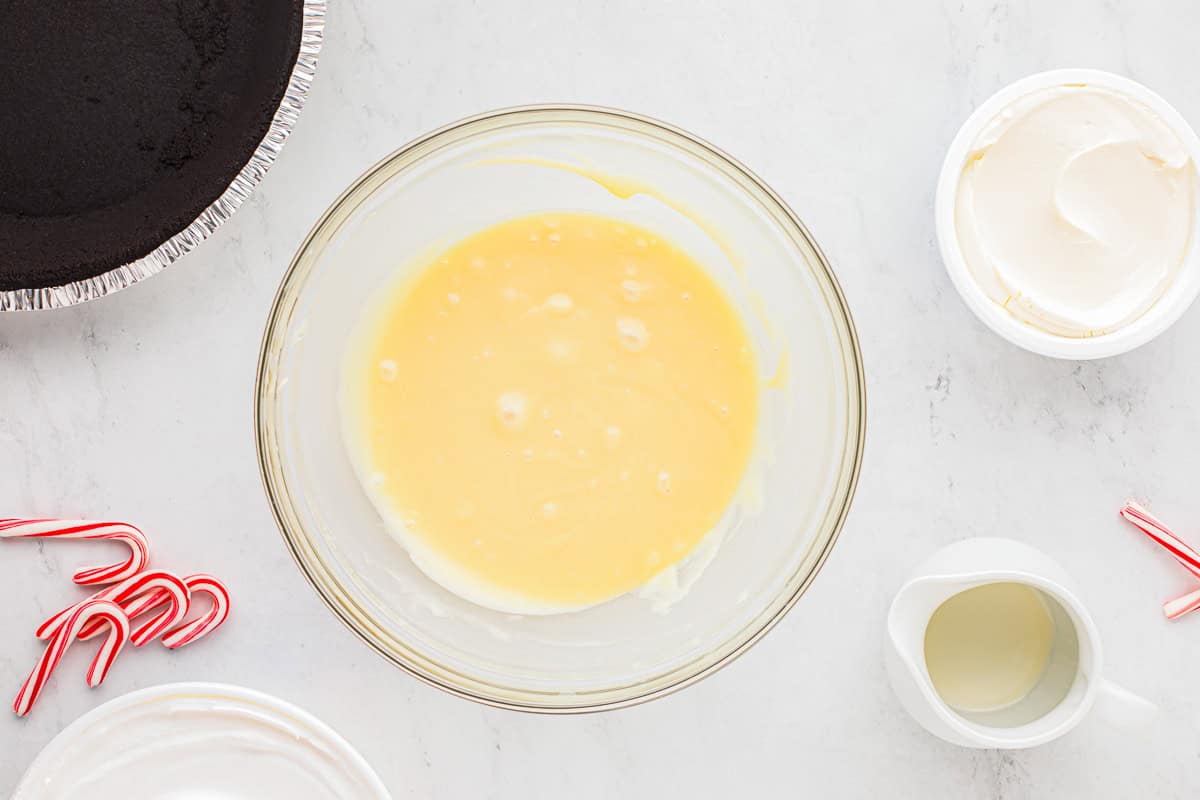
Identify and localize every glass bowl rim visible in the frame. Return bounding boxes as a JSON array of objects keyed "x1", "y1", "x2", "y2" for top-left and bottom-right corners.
[{"x1": 254, "y1": 103, "x2": 867, "y2": 713}]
